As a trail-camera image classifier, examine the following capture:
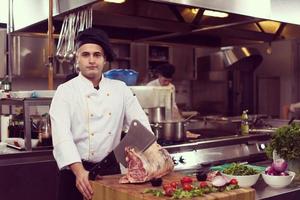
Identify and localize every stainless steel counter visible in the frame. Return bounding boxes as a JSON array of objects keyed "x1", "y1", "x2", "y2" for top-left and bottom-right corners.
[
  {"x1": 1, "y1": 139, "x2": 299, "y2": 200},
  {"x1": 0, "y1": 143, "x2": 54, "y2": 166},
  {"x1": 250, "y1": 160, "x2": 300, "y2": 200},
  {"x1": 254, "y1": 178, "x2": 300, "y2": 200}
]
